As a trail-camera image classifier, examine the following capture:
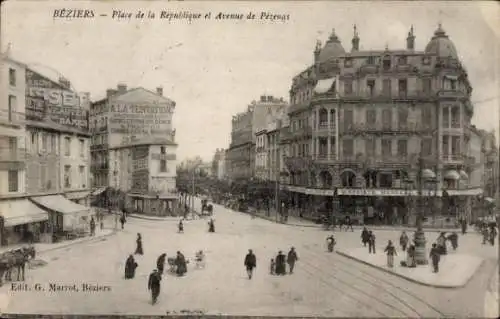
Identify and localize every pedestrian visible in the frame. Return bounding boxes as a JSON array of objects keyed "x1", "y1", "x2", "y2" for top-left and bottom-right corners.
[
  {"x1": 90, "y1": 216, "x2": 96, "y2": 236},
  {"x1": 287, "y1": 247, "x2": 298, "y2": 274},
  {"x1": 399, "y1": 231, "x2": 409, "y2": 252},
  {"x1": 326, "y1": 235, "x2": 336, "y2": 252},
  {"x1": 383, "y1": 240, "x2": 397, "y2": 268},
  {"x1": 489, "y1": 226, "x2": 497, "y2": 246},
  {"x1": 368, "y1": 231, "x2": 376, "y2": 254},
  {"x1": 482, "y1": 225, "x2": 489, "y2": 244},
  {"x1": 124, "y1": 255, "x2": 138, "y2": 279},
  {"x1": 436, "y1": 232, "x2": 447, "y2": 255},
  {"x1": 99, "y1": 211, "x2": 104, "y2": 230},
  {"x1": 178, "y1": 219, "x2": 184, "y2": 233},
  {"x1": 135, "y1": 233, "x2": 144, "y2": 255},
  {"x1": 269, "y1": 258, "x2": 276, "y2": 275},
  {"x1": 344, "y1": 216, "x2": 354, "y2": 232},
  {"x1": 447, "y1": 232, "x2": 458, "y2": 250},
  {"x1": 361, "y1": 227, "x2": 370, "y2": 247},
  {"x1": 244, "y1": 249, "x2": 257, "y2": 279},
  {"x1": 208, "y1": 219, "x2": 215, "y2": 233},
  {"x1": 148, "y1": 269, "x2": 162, "y2": 305},
  {"x1": 156, "y1": 253, "x2": 167, "y2": 274},
  {"x1": 429, "y1": 243, "x2": 441, "y2": 273},
  {"x1": 401, "y1": 244, "x2": 416, "y2": 268},
  {"x1": 275, "y1": 251, "x2": 286, "y2": 276},
  {"x1": 120, "y1": 213, "x2": 126, "y2": 230},
  {"x1": 461, "y1": 218, "x2": 467, "y2": 235},
  {"x1": 175, "y1": 251, "x2": 187, "y2": 276}
]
